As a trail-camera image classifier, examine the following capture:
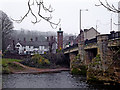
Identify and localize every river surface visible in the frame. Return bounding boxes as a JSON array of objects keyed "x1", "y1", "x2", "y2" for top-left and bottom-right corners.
[{"x1": 2, "y1": 71, "x2": 119, "y2": 89}]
